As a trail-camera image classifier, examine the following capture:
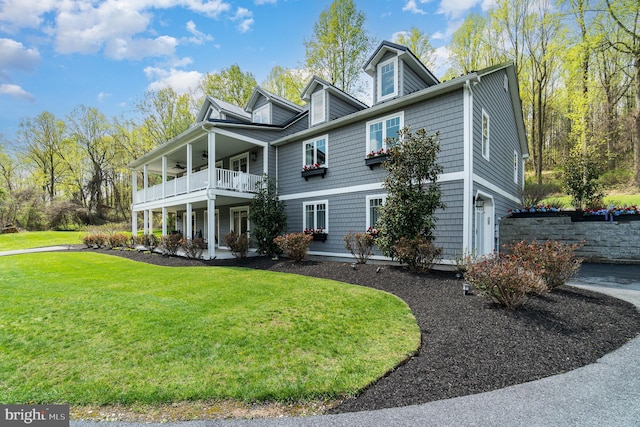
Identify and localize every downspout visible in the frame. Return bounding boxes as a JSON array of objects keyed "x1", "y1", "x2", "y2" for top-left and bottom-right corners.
[{"x1": 462, "y1": 77, "x2": 479, "y2": 254}]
